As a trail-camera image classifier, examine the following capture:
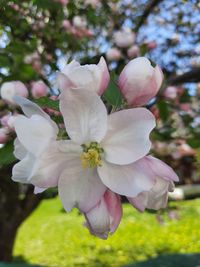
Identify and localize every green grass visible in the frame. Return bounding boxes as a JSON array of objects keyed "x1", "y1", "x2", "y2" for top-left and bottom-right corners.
[{"x1": 11, "y1": 198, "x2": 200, "y2": 267}]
